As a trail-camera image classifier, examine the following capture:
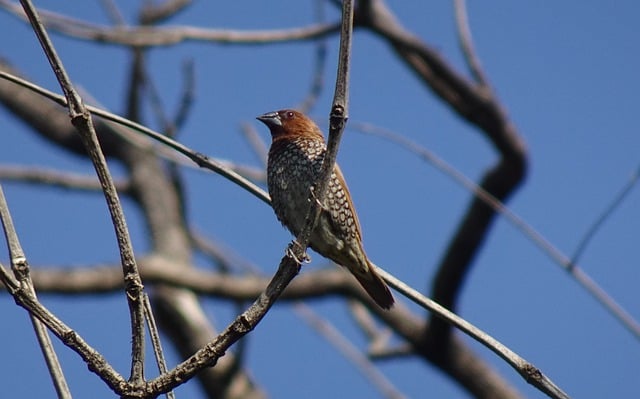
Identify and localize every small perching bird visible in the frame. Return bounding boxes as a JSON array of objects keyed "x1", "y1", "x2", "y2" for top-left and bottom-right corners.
[{"x1": 257, "y1": 109, "x2": 394, "y2": 309}]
